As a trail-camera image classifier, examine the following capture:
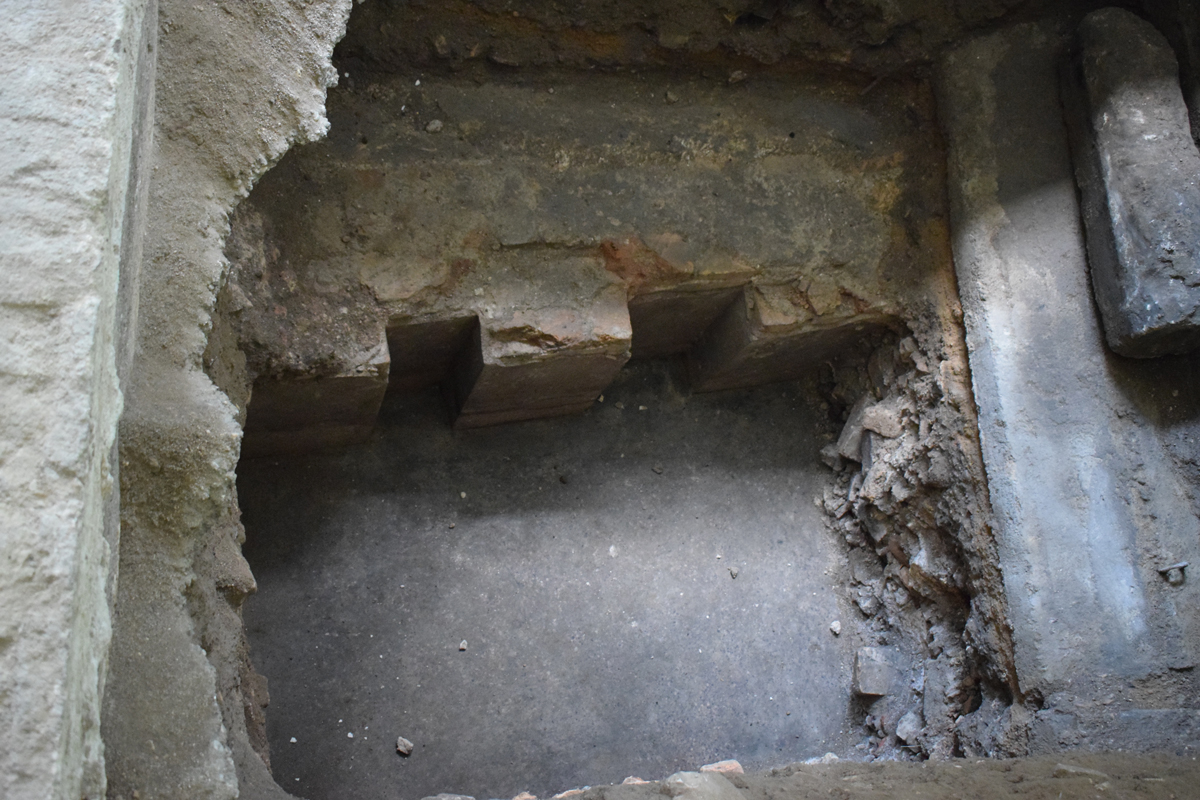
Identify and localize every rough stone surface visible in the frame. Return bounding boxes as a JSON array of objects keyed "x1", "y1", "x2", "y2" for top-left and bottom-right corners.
[
  {"x1": 1141, "y1": 0, "x2": 1200, "y2": 145},
  {"x1": 0, "y1": 2, "x2": 153, "y2": 798},
  {"x1": 939, "y1": 19, "x2": 1200, "y2": 751},
  {"x1": 1064, "y1": 8, "x2": 1200, "y2": 357}
]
